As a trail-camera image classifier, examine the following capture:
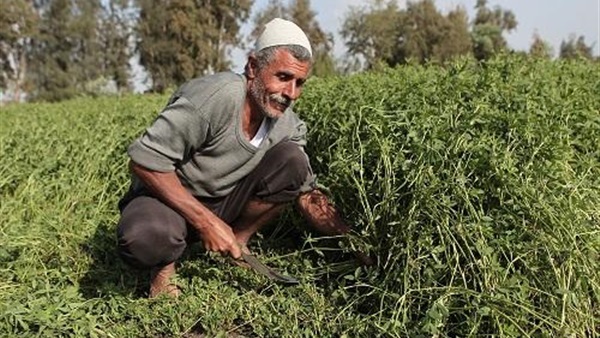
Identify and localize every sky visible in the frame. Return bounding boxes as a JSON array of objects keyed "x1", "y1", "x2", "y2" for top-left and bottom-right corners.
[{"x1": 229, "y1": 0, "x2": 600, "y2": 72}]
